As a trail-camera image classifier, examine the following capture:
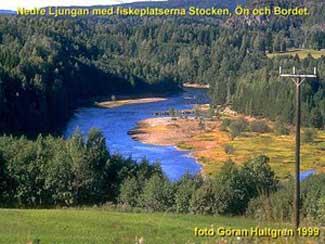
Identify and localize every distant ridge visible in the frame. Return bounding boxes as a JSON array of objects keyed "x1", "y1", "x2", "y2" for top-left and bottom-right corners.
[
  {"x1": 0, "y1": 0, "x2": 247, "y2": 14},
  {"x1": 118, "y1": 0, "x2": 247, "y2": 10},
  {"x1": 0, "y1": 10, "x2": 15, "y2": 15}
]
